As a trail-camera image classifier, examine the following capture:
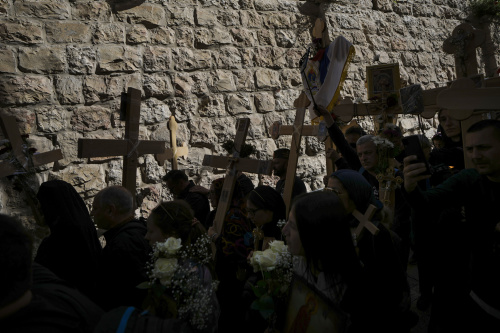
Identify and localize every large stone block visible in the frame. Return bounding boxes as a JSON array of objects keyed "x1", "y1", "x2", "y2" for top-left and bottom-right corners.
[
  {"x1": 280, "y1": 69, "x2": 301, "y2": 89},
  {"x1": 143, "y1": 155, "x2": 164, "y2": 184},
  {"x1": 218, "y1": 9, "x2": 240, "y2": 26},
  {"x1": 0, "y1": 0, "x2": 9, "y2": 16},
  {"x1": 258, "y1": 29, "x2": 277, "y2": 46},
  {"x1": 67, "y1": 46, "x2": 97, "y2": 75},
  {"x1": 189, "y1": 117, "x2": 217, "y2": 147},
  {"x1": 254, "y1": 92, "x2": 275, "y2": 113},
  {"x1": 143, "y1": 45, "x2": 171, "y2": 72},
  {"x1": 0, "y1": 47, "x2": 16, "y2": 73},
  {"x1": 15, "y1": 0, "x2": 71, "y2": 20},
  {"x1": 0, "y1": 20, "x2": 43, "y2": 44},
  {"x1": 166, "y1": 97, "x2": 198, "y2": 122},
  {"x1": 93, "y1": 23, "x2": 125, "y2": 44},
  {"x1": 83, "y1": 75, "x2": 107, "y2": 104},
  {"x1": 255, "y1": 68, "x2": 280, "y2": 89},
  {"x1": 70, "y1": 105, "x2": 112, "y2": 132},
  {"x1": 232, "y1": 69, "x2": 255, "y2": 91},
  {"x1": 1, "y1": 107, "x2": 36, "y2": 133},
  {"x1": 0, "y1": 75, "x2": 53, "y2": 106},
  {"x1": 150, "y1": 26, "x2": 176, "y2": 45},
  {"x1": 210, "y1": 116, "x2": 237, "y2": 143},
  {"x1": 195, "y1": 7, "x2": 217, "y2": 26},
  {"x1": 212, "y1": 70, "x2": 237, "y2": 92},
  {"x1": 199, "y1": 94, "x2": 227, "y2": 117},
  {"x1": 171, "y1": 48, "x2": 212, "y2": 71},
  {"x1": 274, "y1": 89, "x2": 300, "y2": 111},
  {"x1": 141, "y1": 98, "x2": 170, "y2": 125},
  {"x1": 230, "y1": 28, "x2": 258, "y2": 47},
  {"x1": 275, "y1": 29, "x2": 296, "y2": 47},
  {"x1": 126, "y1": 25, "x2": 150, "y2": 44},
  {"x1": 214, "y1": 47, "x2": 242, "y2": 69},
  {"x1": 166, "y1": 6, "x2": 194, "y2": 26},
  {"x1": 97, "y1": 45, "x2": 142, "y2": 73},
  {"x1": 226, "y1": 92, "x2": 254, "y2": 115},
  {"x1": 240, "y1": 10, "x2": 263, "y2": 28},
  {"x1": 46, "y1": 22, "x2": 91, "y2": 43},
  {"x1": 175, "y1": 26, "x2": 194, "y2": 47},
  {"x1": 116, "y1": 3, "x2": 165, "y2": 28},
  {"x1": 54, "y1": 130, "x2": 84, "y2": 167},
  {"x1": 254, "y1": 0, "x2": 279, "y2": 11},
  {"x1": 262, "y1": 12, "x2": 291, "y2": 29},
  {"x1": 55, "y1": 76, "x2": 83, "y2": 105},
  {"x1": 57, "y1": 165, "x2": 105, "y2": 197},
  {"x1": 189, "y1": 72, "x2": 211, "y2": 96},
  {"x1": 71, "y1": 1, "x2": 111, "y2": 21},
  {"x1": 143, "y1": 73, "x2": 174, "y2": 99},
  {"x1": 195, "y1": 27, "x2": 233, "y2": 48},
  {"x1": 36, "y1": 105, "x2": 69, "y2": 133}
]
